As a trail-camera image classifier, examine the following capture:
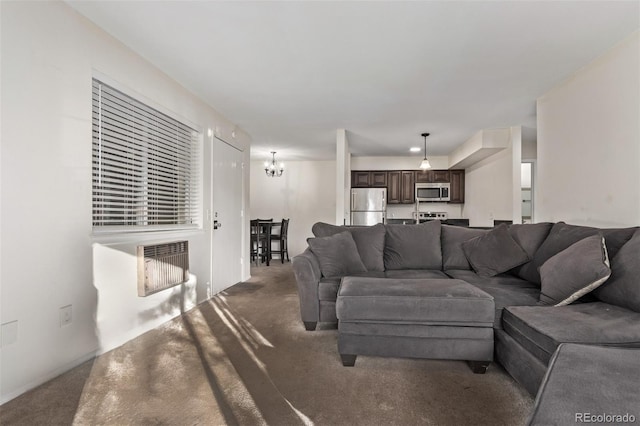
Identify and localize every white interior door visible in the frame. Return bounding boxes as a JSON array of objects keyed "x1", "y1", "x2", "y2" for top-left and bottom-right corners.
[{"x1": 212, "y1": 137, "x2": 243, "y2": 294}]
